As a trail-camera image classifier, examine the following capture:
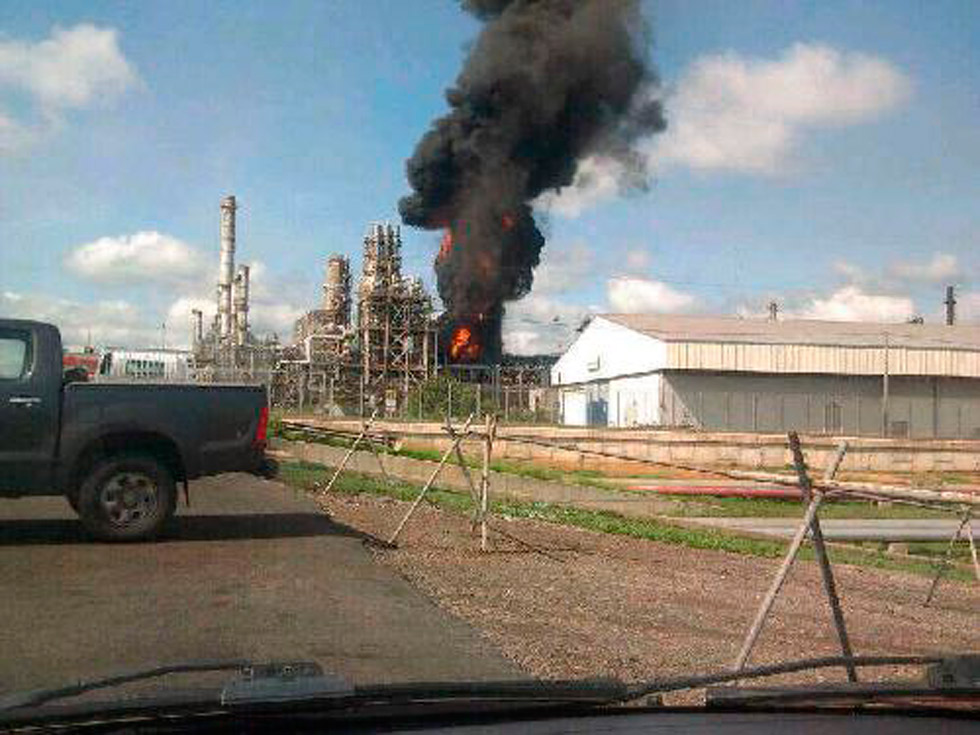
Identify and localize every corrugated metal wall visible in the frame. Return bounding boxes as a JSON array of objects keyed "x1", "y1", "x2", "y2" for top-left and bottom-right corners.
[
  {"x1": 666, "y1": 342, "x2": 980, "y2": 378},
  {"x1": 661, "y1": 372, "x2": 980, "y2": 439}
]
